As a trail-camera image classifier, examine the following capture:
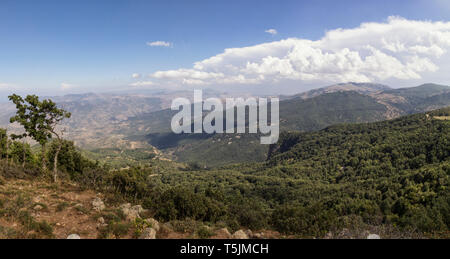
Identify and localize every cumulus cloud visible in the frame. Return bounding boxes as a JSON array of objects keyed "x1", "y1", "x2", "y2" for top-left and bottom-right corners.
[
  {"x1": 132, "y1": 73, "x2": 141, "y2": 79},
  {"x1": 265, "y1": 29, "x2": 278, "y2": 35},
  {"x1": 148, "y1": 17, "x2": 450, "y2": 87},
  {"x1": 147, "y1": 41, "x2": 173, "y2": 47}
]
